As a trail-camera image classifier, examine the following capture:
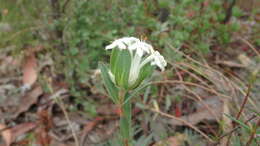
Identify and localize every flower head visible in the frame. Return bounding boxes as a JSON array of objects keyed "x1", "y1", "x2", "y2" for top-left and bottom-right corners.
[
  {"x1": 105, "y1": 37, "x2": 167, "y2": 90},
  {"x1": 105, "y1": 37, "x2": 139, "y2": 50},
  {"x1": 151, "y1": 51, "x2": 167, "y2": 71}
]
